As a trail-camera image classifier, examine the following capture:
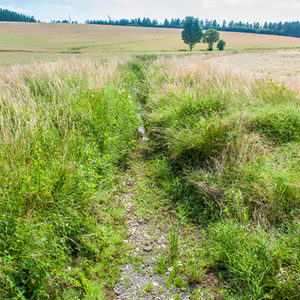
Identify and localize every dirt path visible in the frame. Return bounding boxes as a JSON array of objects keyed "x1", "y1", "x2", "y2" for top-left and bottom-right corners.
[
  {"x1": 113, "y1": 175, "x2": 192, "y2": 299},
  {"x1": 111, "y1": 142, "x2": 221, "y2": 300}
]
